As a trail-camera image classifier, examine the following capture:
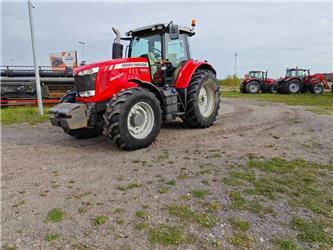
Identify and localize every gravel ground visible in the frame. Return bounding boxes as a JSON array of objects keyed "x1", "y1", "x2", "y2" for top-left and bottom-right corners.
[{"x1": 1, "y1": 98, "x2": 333, "y2": 249}]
